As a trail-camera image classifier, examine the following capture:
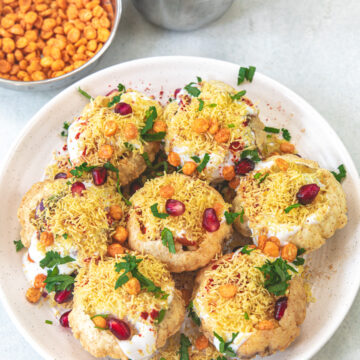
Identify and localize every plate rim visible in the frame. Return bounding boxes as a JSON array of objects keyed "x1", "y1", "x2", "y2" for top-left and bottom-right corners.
[{"x1": 0, "y1": 55, "x2": 359, "y2": 360}]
